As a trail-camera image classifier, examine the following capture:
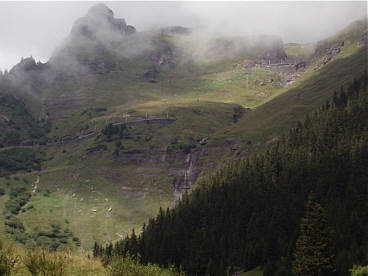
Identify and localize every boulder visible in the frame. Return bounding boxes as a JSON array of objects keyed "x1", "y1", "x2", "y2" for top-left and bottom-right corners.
[
  {"x1": 199, "y1": 137, "x2": 208, "y2": 145},
  {"x1": 143, "y1": 69, "x2": 159, "y2": 82}
]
